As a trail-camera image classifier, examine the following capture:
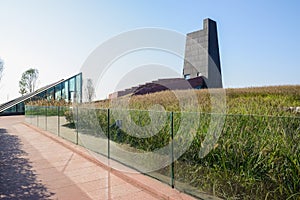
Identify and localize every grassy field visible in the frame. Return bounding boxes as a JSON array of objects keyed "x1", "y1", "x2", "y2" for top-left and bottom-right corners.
[
  {"x1": 27, "y1": 85, "x2": 300, "y2": 199},
  {"x1": 95, "y1": 85, "x2": 300, "y2": 116},
  {"x1": 94, "y1": 85, "x2": 300, "y2": 199}
]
